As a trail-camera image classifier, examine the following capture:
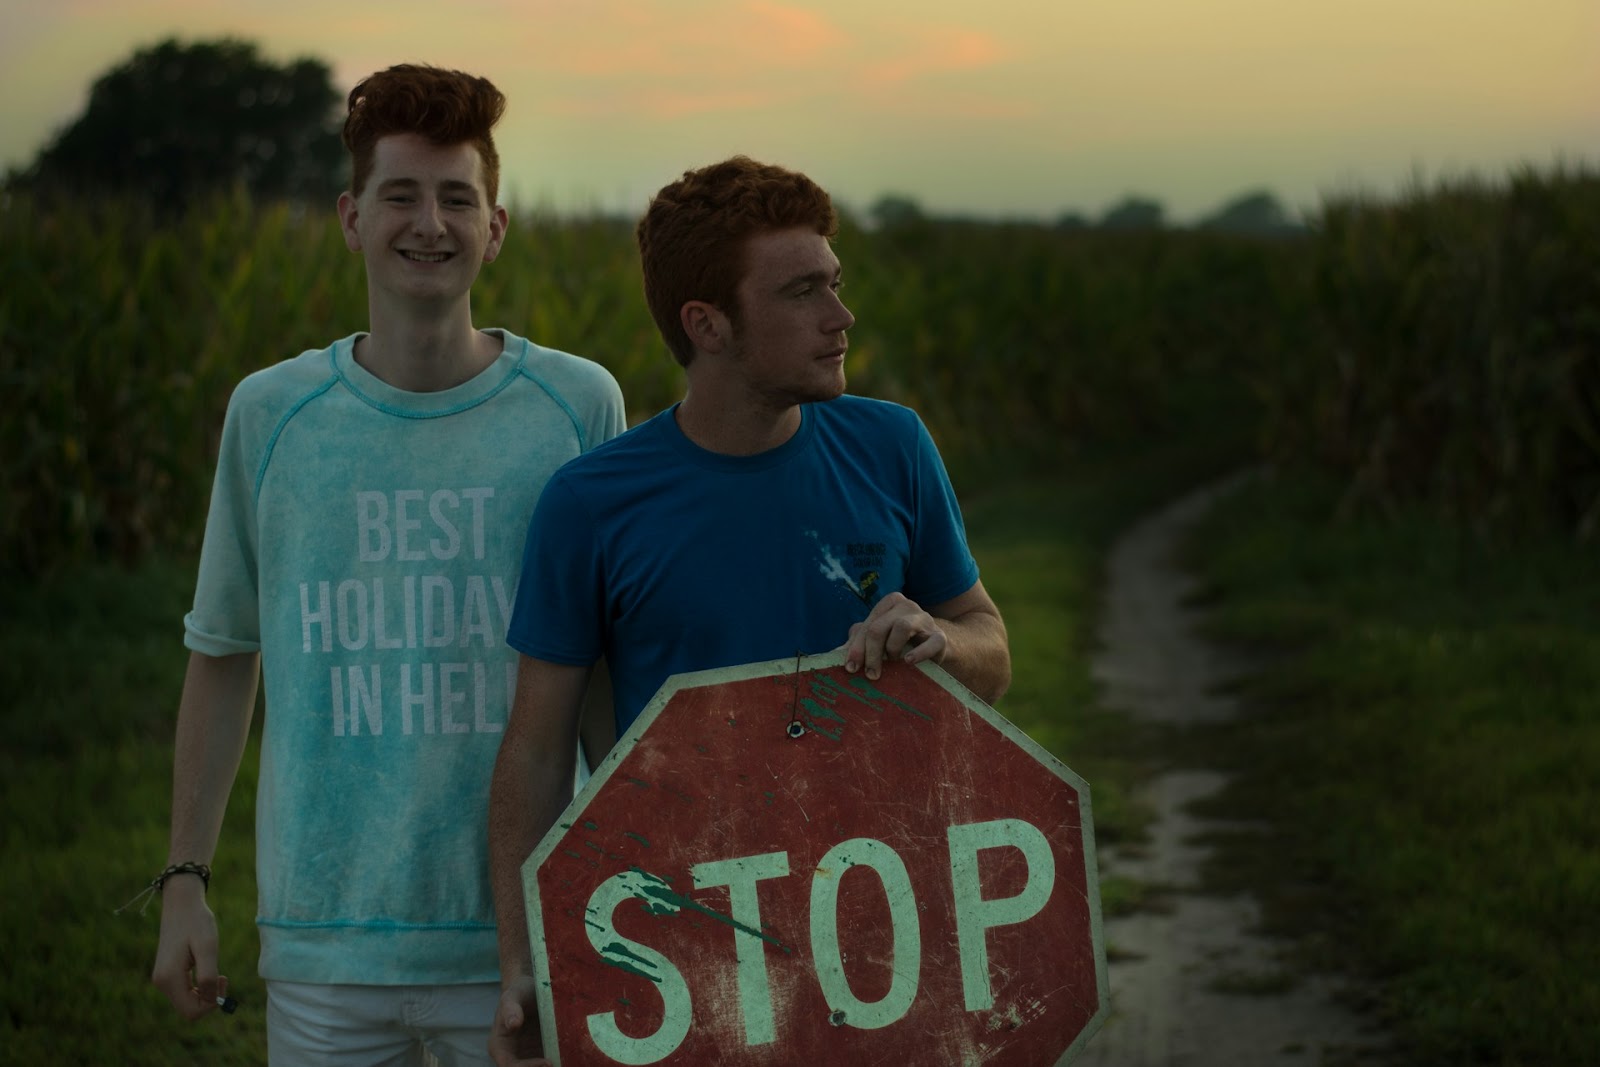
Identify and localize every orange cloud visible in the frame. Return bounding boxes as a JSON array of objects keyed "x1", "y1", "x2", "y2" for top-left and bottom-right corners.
[
  {"x1": 547, "y1": 85, "x2": 782, "y2": 119},
  {"x1": 542, "y1": 0, "x2": 847, "y2": 80},
  {"x1": 744, "y1": 0, "x2": 848, "y2": 57},
  {"x1": 855, "y1": 25, "x2": 1008, "y2": 88},
  {"x1": 517, "y1": 2, "x2": 1025, "y2": 121}
]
